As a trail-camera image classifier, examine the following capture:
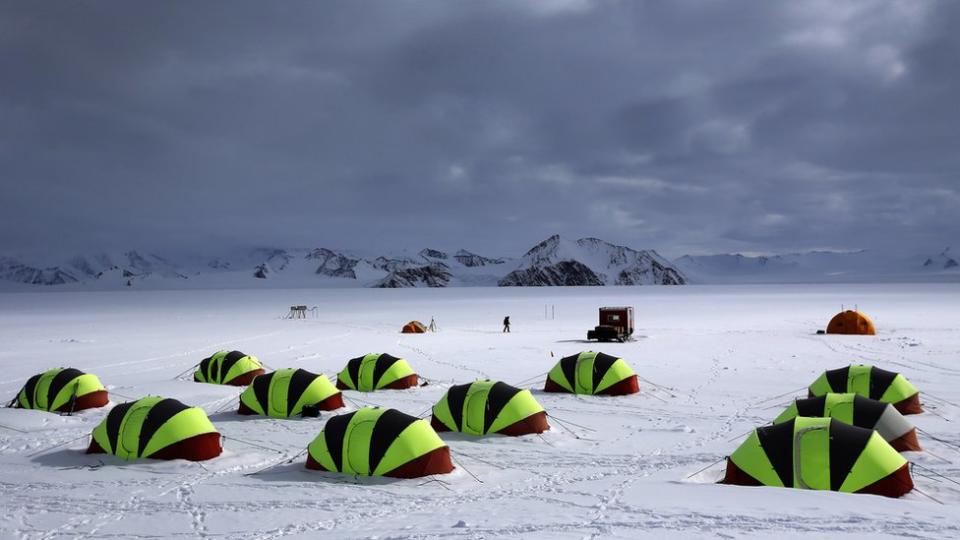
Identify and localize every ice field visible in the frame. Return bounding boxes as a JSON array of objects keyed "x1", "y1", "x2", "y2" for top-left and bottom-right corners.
[{"x1": 1, "y1": 284, "x2": 960, "y2": 539}]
